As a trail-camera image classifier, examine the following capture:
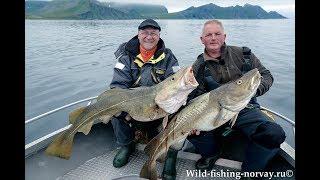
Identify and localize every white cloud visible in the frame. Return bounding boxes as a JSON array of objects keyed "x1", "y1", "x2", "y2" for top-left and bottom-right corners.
[{"x1": 262, "y1": 4, "x2": 295, "y2": 11}]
